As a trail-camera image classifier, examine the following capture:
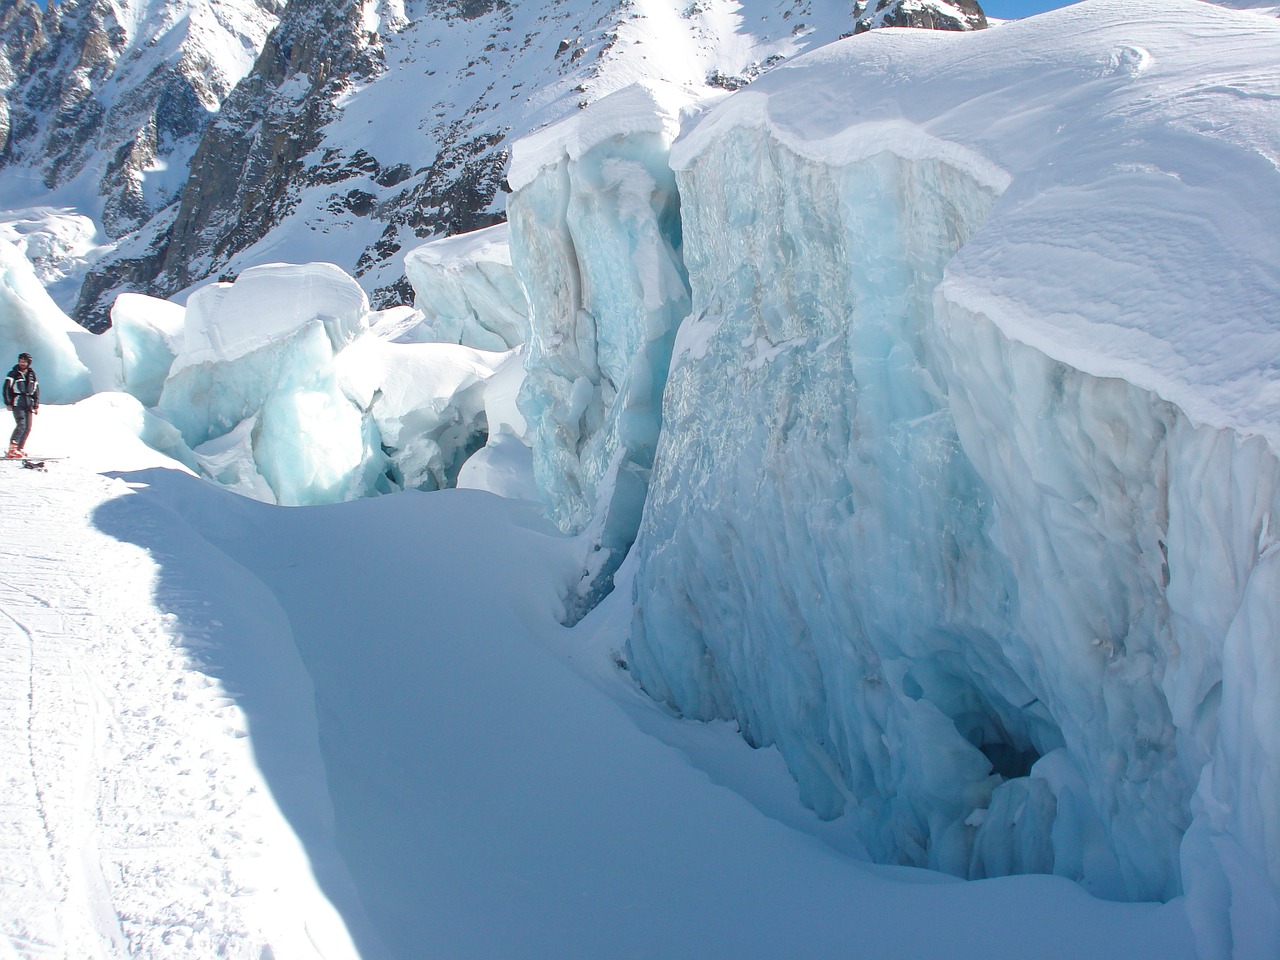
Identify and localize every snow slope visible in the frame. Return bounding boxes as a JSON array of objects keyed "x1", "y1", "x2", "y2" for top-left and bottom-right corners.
[
  {"x1": 0, "y1": 401, "x2": 1198, "y2": 959},
  {"x1": 0, "y1": 400, "x2": 365, "y2": 958}
]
